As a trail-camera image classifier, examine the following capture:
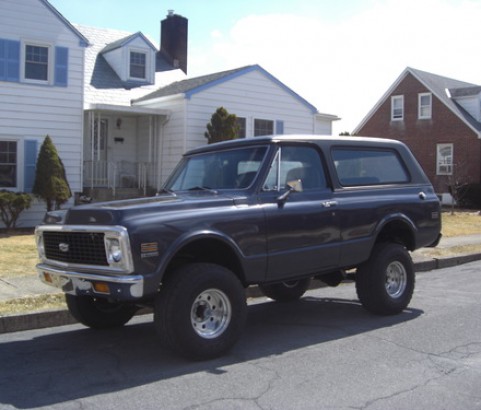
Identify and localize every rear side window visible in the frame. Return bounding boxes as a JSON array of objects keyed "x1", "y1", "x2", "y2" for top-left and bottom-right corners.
[{"x1": 332, "y1": 148, "x2": 409, "y2": 186}]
